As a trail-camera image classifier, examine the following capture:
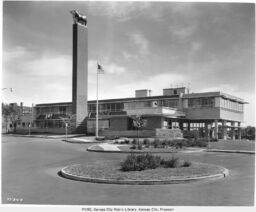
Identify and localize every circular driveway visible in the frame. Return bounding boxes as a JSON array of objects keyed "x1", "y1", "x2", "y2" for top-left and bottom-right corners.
[{"x1": 1, "y1": 135, "x2": 255, "y2": 206}]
